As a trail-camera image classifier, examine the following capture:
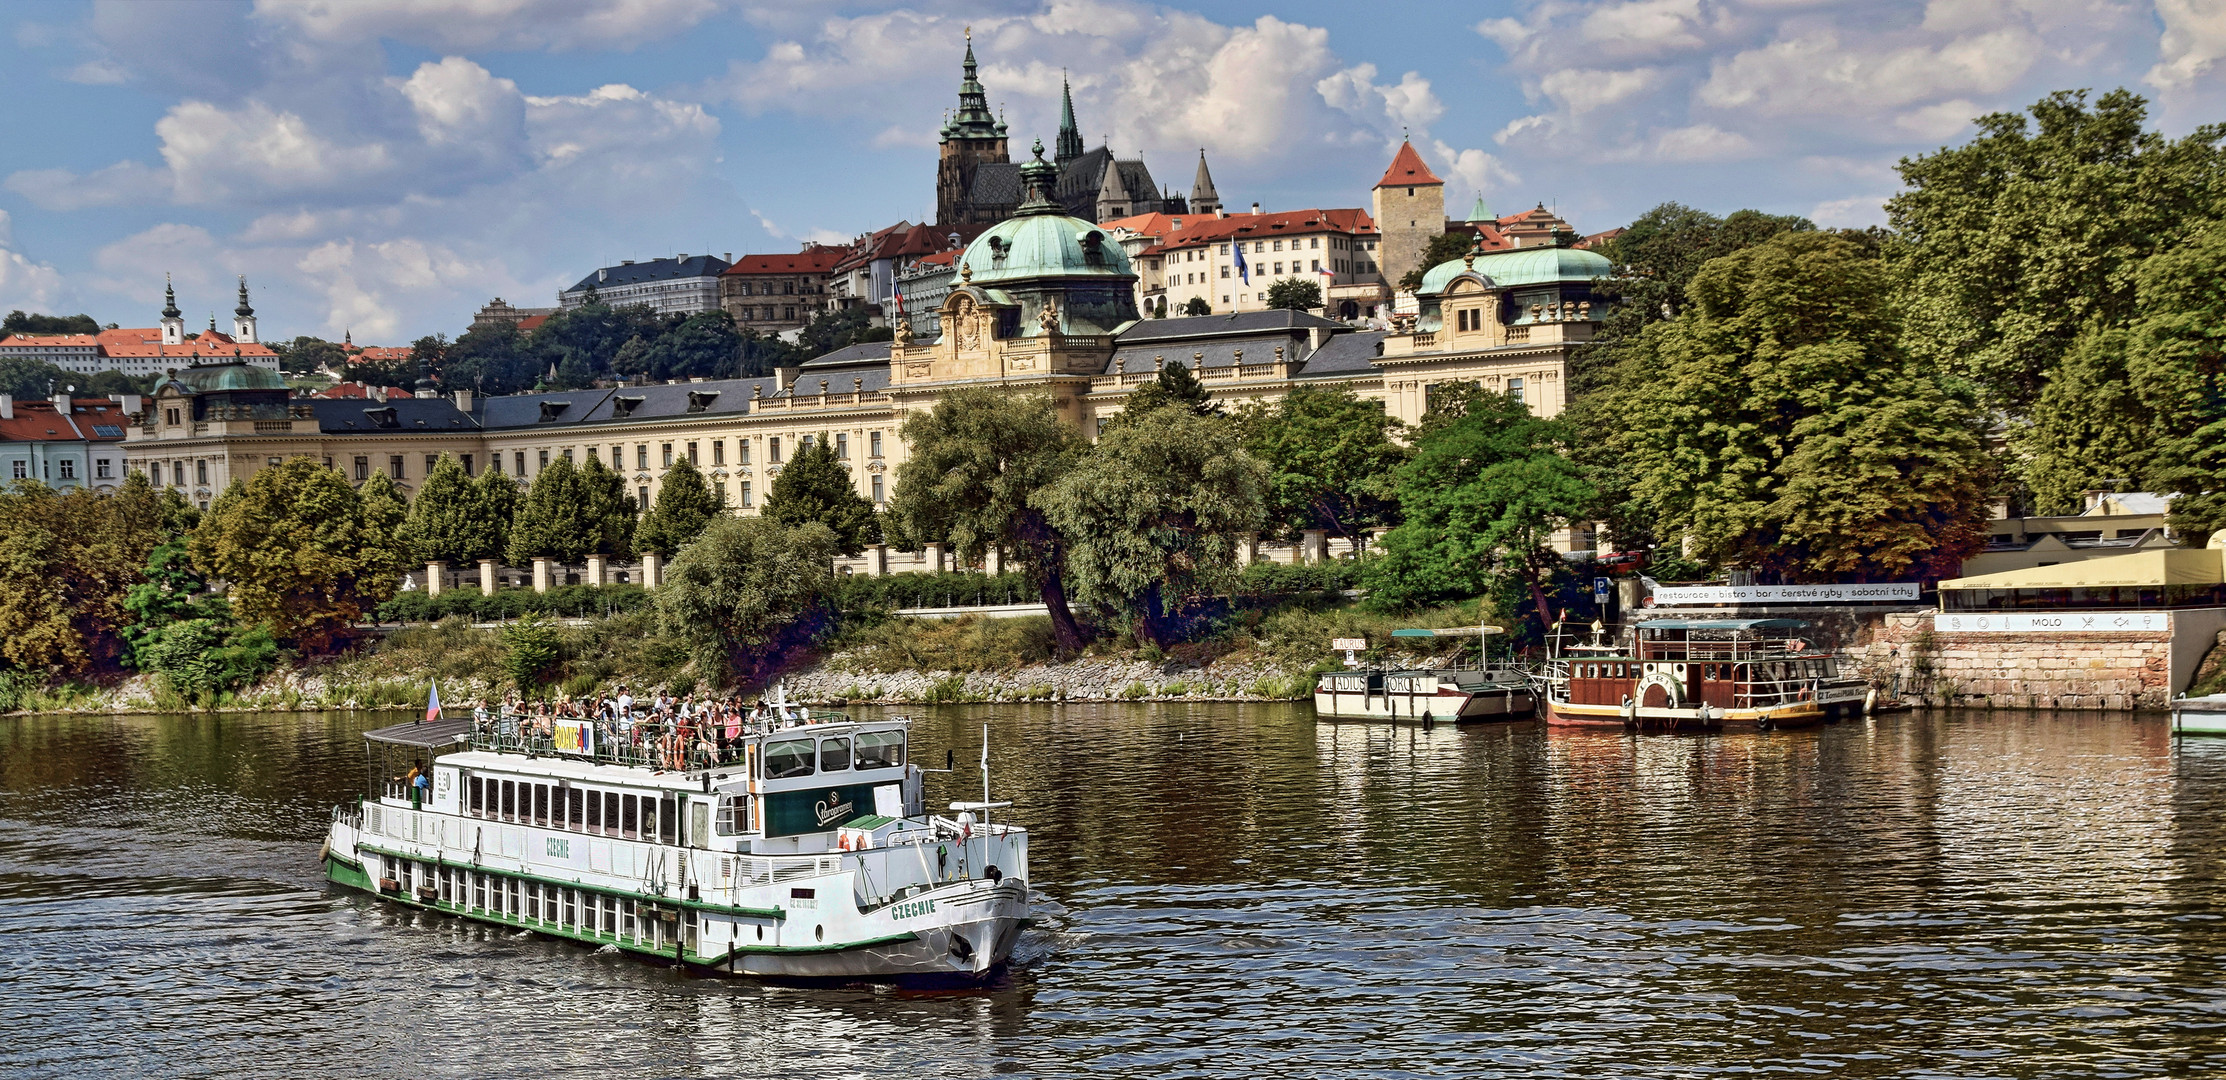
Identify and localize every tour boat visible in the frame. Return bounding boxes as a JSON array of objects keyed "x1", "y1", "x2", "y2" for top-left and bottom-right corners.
[
  {"x1": 2171, "y1": 693, "x2": 2226, "y2": 735},
  {"x1": 1312, "y1": 626, "x2": 1536, "y2": 722},
  {"x1": 1537, "y1": 617, "x2": 1871, "y2": 732},
  {"x1": 320, "y1": 699, "x2": 1030, "y2": 982}
]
